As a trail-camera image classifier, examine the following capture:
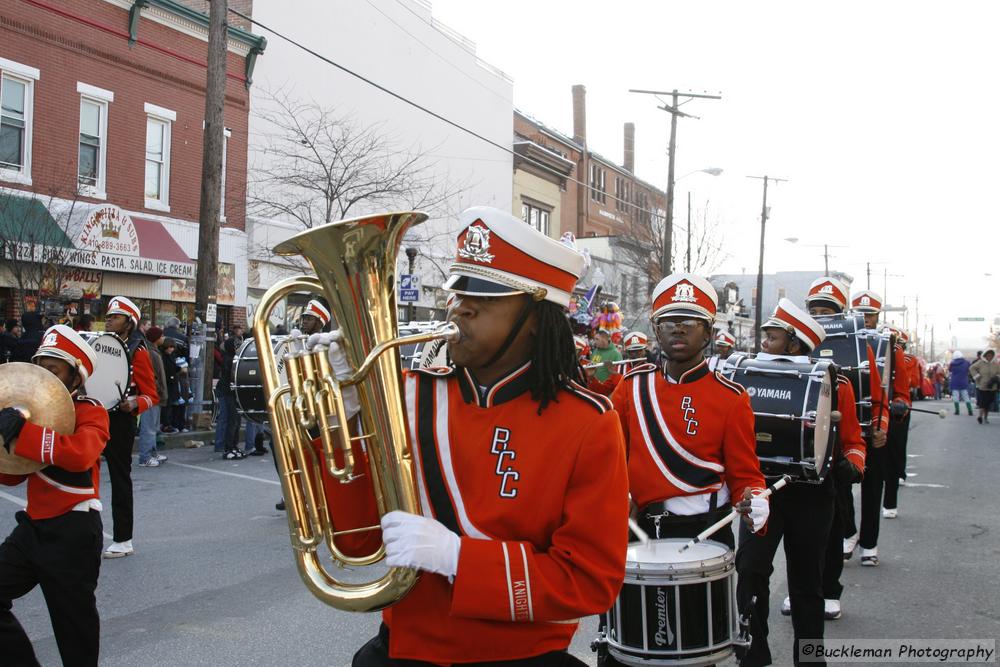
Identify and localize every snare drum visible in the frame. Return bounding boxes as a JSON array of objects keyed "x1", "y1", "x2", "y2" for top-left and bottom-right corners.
[
  {"x1": 721, "y1": 354, "x2": 836, "y2": 482},
  {"x1": 79, "y1": 332, "x2": 131, "y2": 409},
  {"x1": 233, "y1": 336, "x2": 289, "y2": 424},
  {"x1": 604, "y1": 538, "x2": 737, "y2": 666}
]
